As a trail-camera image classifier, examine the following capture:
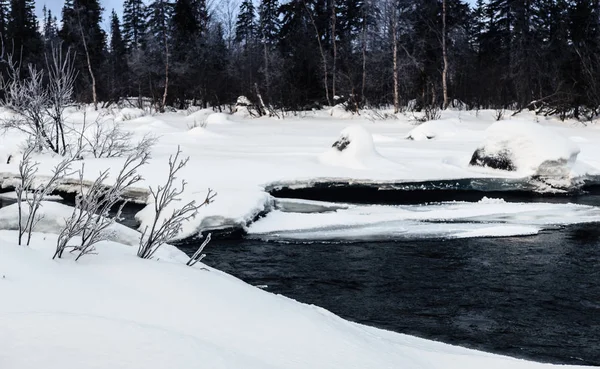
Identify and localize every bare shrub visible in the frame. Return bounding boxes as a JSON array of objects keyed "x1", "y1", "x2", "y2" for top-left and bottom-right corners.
[
  {"x1": 54, "y1": 142, "x2": 151, "y2": 260},
  {"x1": 16, "y1": 142, "x2": 78, "y2": 246},
  {"x1": 74, "y1": 112, "x2": 156, "y2": 159},
  {"x1": 138, "y1": 147, "x2": 216, "y2": 259},
  {"x1": 494, "y1": 108, "x2": 505, "y2": 121},
  {"x1": 186, "y1": 233, "x2": 212, "y2": 267},
  {"x1": 0, "y1": 45, "x2": 76, "y2": 155}
]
